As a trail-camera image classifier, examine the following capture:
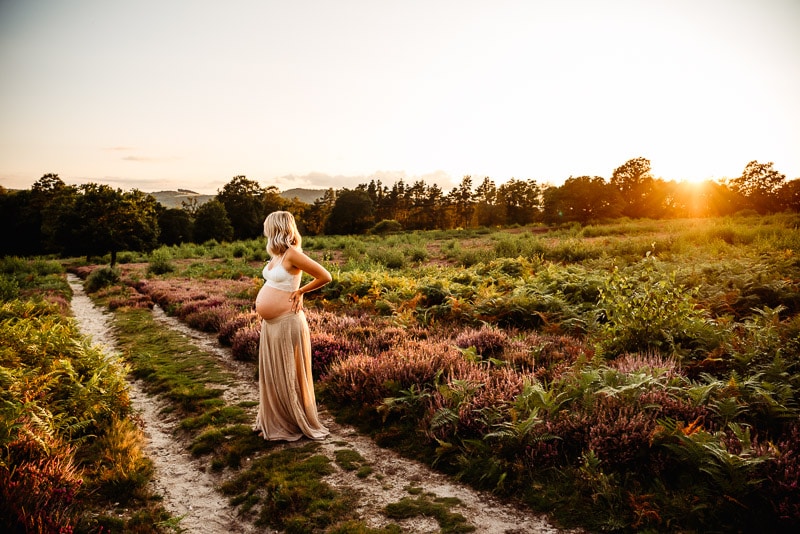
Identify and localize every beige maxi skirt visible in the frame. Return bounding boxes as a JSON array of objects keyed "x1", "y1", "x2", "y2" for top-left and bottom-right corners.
[{"x1": 254, "y1": 311, "x2": 329, "y2": 441}]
